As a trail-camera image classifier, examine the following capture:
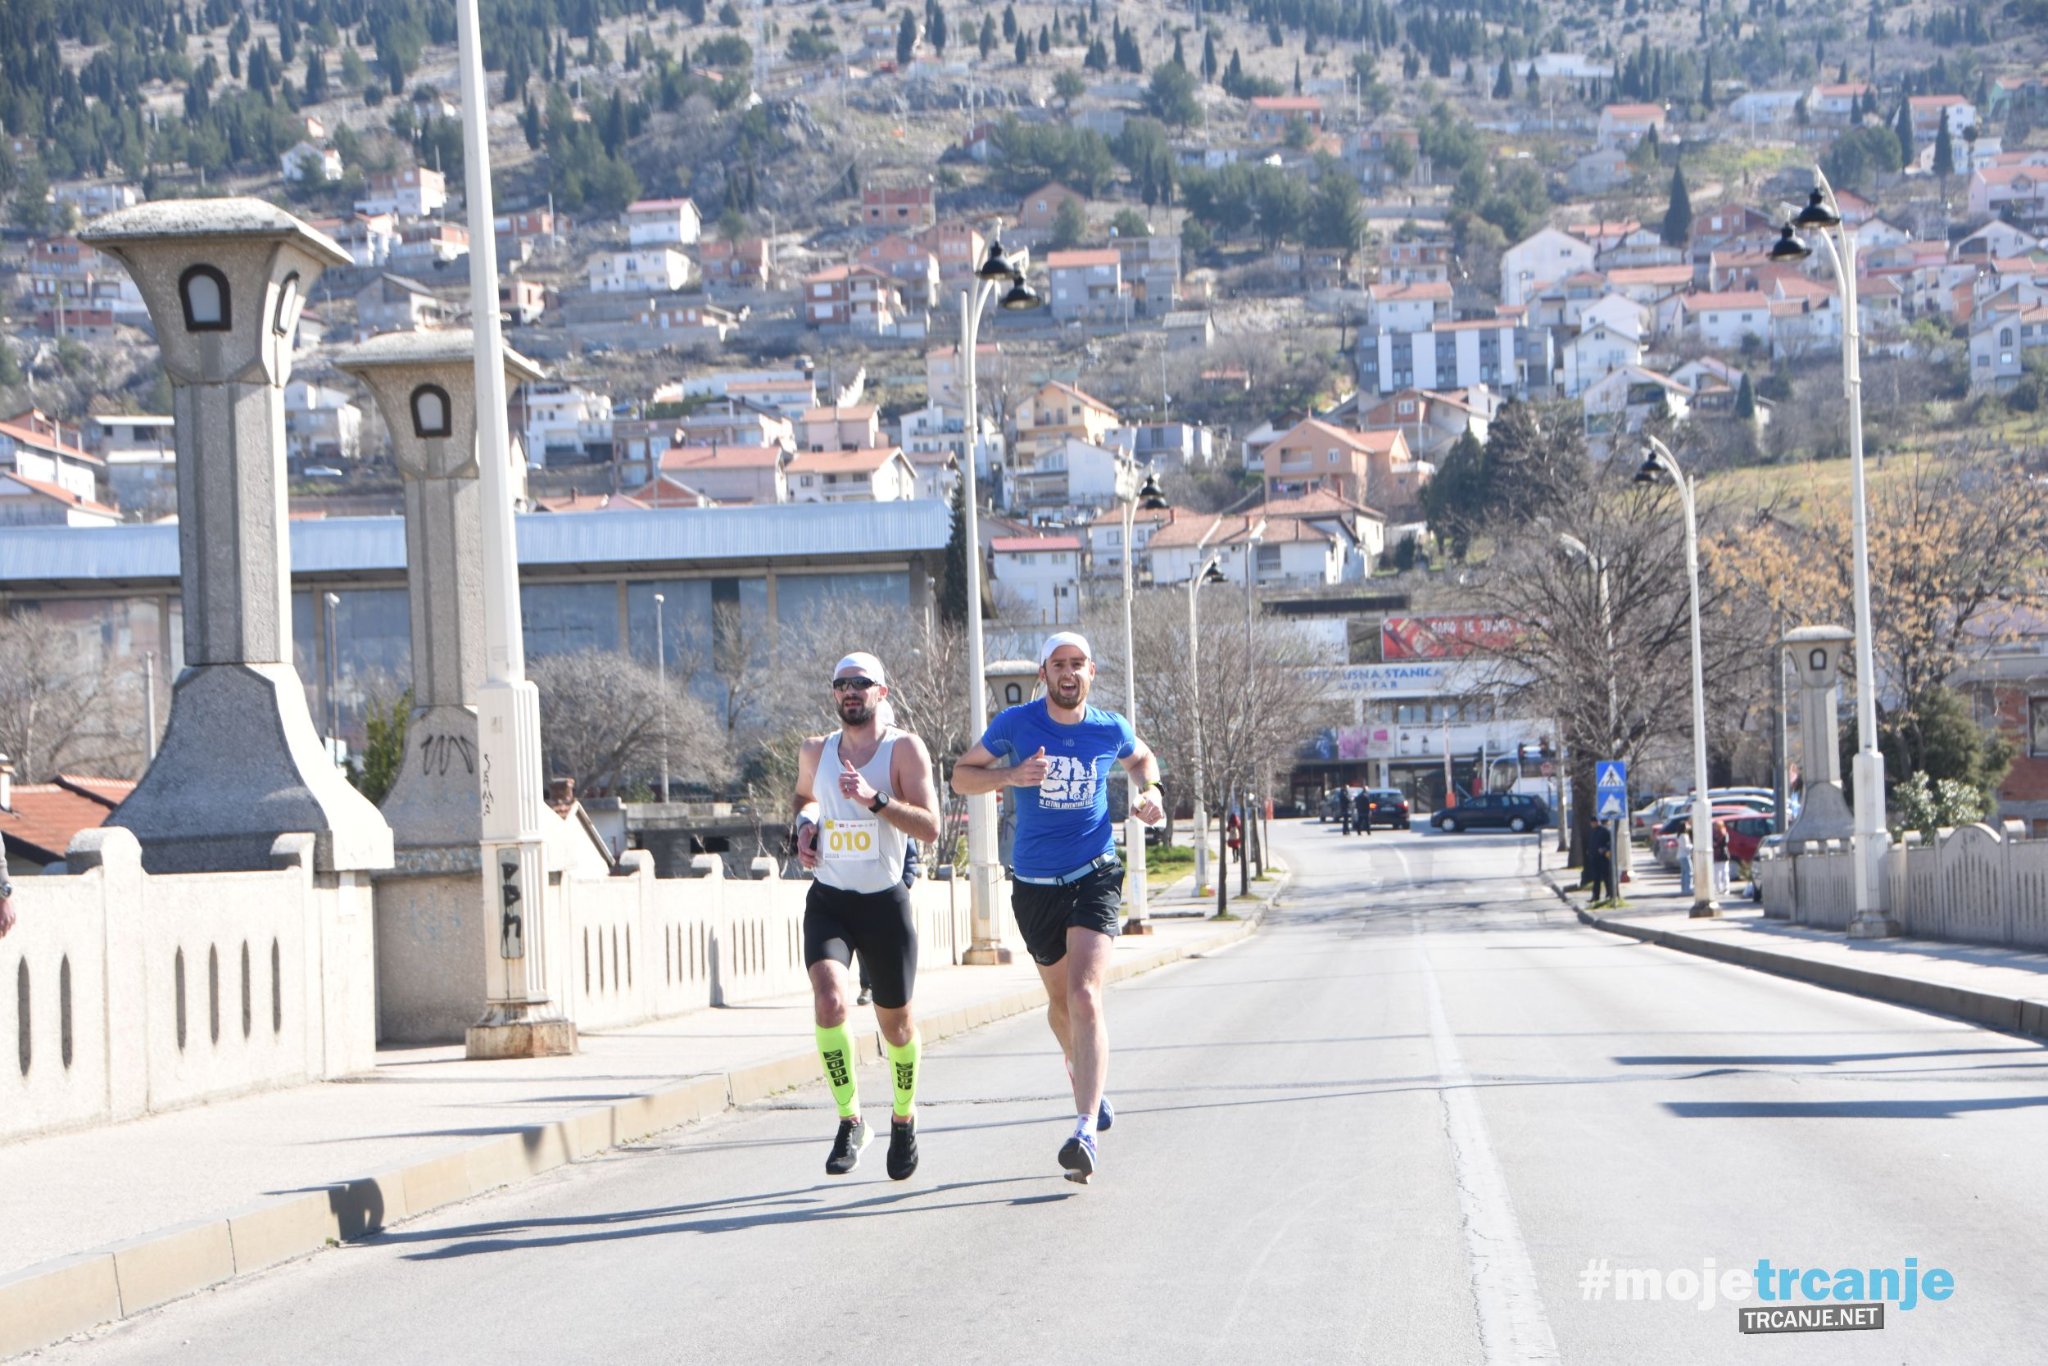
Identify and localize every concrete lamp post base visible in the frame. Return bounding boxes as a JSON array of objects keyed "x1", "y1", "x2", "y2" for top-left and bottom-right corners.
[
  {"x1": 1122, "y1": 919, "x2": 1155, "y2": 936},
  {"x1": 1688, "y1": 903, "x2": 1721, "y2": 919},
  {"x1": 1846, "y1": 916, "x2": 1902, "y2": 940},
  {"x1": 466, "y1": 1007, "x2": 577, "y2": 1059},
  {"x1": 963, "y1": 945, "x2": 1016, "y2": 965}
]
